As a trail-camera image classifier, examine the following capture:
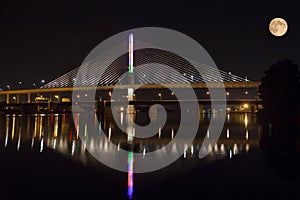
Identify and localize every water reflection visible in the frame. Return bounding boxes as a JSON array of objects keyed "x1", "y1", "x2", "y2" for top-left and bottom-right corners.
[
  {"x1": 0, "y1": 112, "x2": 260, "y2": 198},
  {"x1": 127, "y1": 151, "x2": 134, "y2": 199},
  {"x1": 17, "y1": 128, "x2": 21, "y2": 151},
  {"x1": 5, "y1": 115, "x2": 9, "y2": 147},
  {"x1": 12, "y1": 114, "x2": 15, "y2": 140},
  {"x1": 0, "y1": 113, "x2": 260, "y2": 159}
]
